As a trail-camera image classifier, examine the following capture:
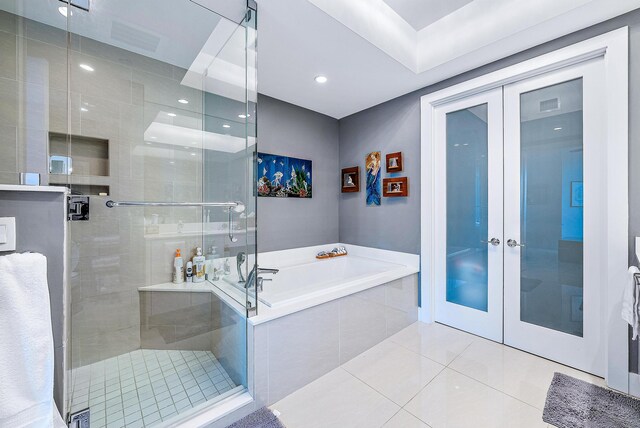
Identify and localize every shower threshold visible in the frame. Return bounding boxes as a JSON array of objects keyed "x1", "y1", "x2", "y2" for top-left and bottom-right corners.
[{"x1": 69, "y1": 349, "x2": 239, "y2": 428}]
